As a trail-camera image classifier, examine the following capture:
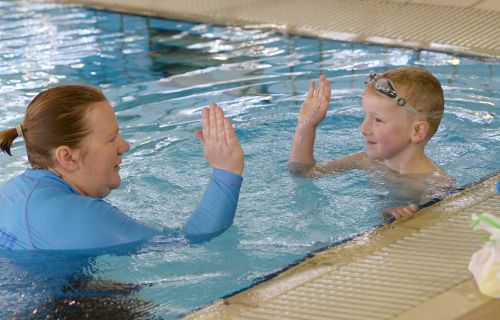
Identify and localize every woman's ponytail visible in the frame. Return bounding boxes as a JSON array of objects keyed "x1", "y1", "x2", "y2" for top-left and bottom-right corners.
[{"x1": 0, "y1": 126, "x2": 21, "y2": 156}]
